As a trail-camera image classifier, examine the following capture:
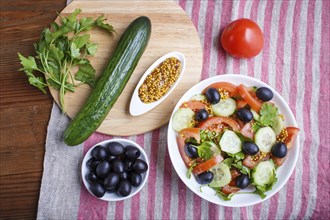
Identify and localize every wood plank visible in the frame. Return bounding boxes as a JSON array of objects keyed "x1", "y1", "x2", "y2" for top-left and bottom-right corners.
[{"x1": 0, "y1": 0, "x2": 66, "y2": 218}]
